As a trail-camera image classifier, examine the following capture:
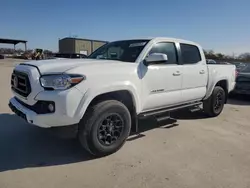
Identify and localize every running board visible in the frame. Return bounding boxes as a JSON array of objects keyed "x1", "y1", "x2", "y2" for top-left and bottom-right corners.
[
  {"x1": 139, "y1": 102, "x2": 202, "y2": 118},
  {"x1": 156, "y1": 113, "x2": 171, "y2": 122},
  {"x1": 189, "y1": 105, "x2": 202, "y2": 112}
]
